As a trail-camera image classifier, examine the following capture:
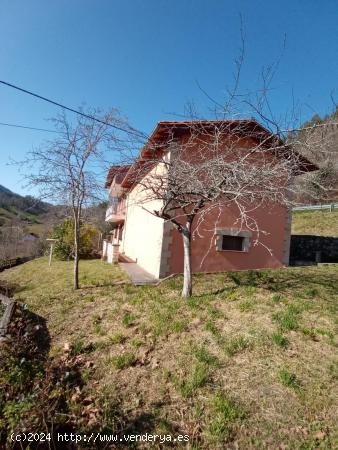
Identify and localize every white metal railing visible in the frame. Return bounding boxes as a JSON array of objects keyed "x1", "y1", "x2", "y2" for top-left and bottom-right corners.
[
  {"x1": 105, "y1": 204, "x2": 117, "y2": 219},
  {"x1": 292, "y1": 203, "x2": 338, "y2": 211}
]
